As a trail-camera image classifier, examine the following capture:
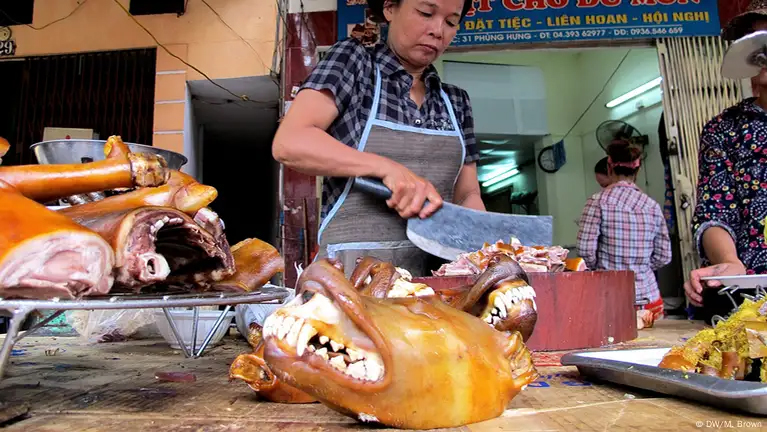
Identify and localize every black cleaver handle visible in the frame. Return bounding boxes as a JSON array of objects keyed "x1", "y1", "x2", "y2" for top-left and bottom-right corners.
[{"x1": 353, "y1": 177, "x2": 393, "y2": 200}]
